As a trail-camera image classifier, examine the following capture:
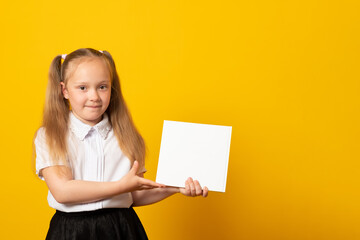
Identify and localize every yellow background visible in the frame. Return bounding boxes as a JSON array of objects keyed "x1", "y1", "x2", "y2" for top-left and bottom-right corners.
[{"x1": 1, "y1": 0, "x2": 360, "y2": 239}]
